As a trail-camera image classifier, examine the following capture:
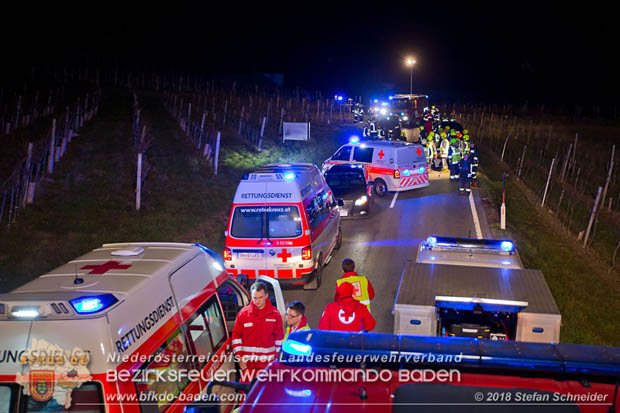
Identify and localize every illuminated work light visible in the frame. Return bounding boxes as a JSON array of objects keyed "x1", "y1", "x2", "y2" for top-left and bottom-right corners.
[
  {"x1": 70, "y1": 294, "x2": 118, "y2": 314},
  {"x1": 11, "y1": 307, "x2": 40, "y2": 318}
]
